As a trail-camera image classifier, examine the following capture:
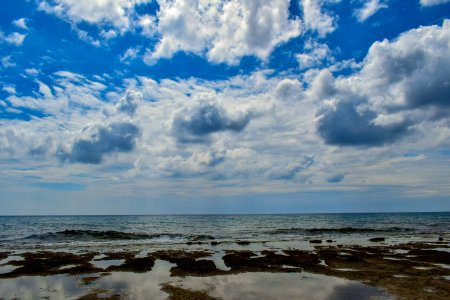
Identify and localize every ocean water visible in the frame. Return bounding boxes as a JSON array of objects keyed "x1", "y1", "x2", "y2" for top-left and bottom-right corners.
[{"x1": 0, "y1": 212, "x2": 449, "y2": 251}]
